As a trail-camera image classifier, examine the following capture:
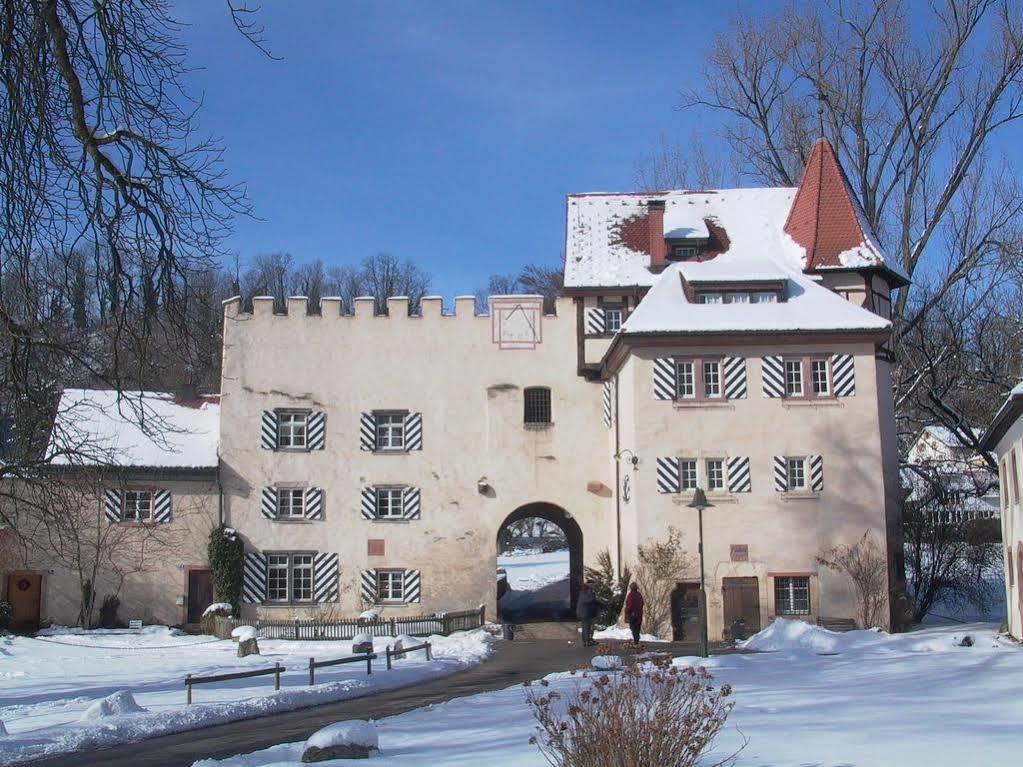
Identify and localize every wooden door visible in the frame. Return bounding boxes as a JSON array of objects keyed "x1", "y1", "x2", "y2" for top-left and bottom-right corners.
[
  {"x1": 722, "y1": 577, "x2": 761, "y2": 639},
  {"x1": 671, "y1": 581, "x2": 702, "y2": 641},
  {"x1": 187, "y1": 569, "x2": 214, "y2": 624},
  {"x1": 7, "y1": 572, "x2": 42, "y2": 632}
]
